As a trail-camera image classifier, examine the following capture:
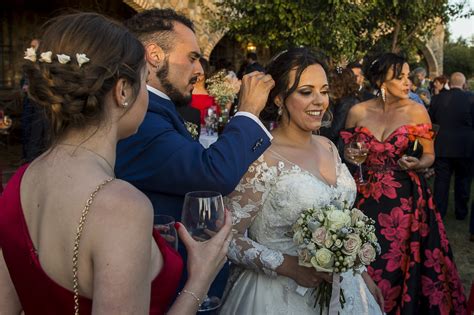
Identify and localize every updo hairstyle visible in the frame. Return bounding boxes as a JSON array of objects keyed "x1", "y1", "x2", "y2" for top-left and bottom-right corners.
[
  {"x1": 23, "y1": 12, "x2": 146, "y2": 146},
  {"x1": 365, "y1": 53, "x2": 406, "y2": 90},
  {"x1": 261, "y1": 47, "x2": 328, "y2": 123}
]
